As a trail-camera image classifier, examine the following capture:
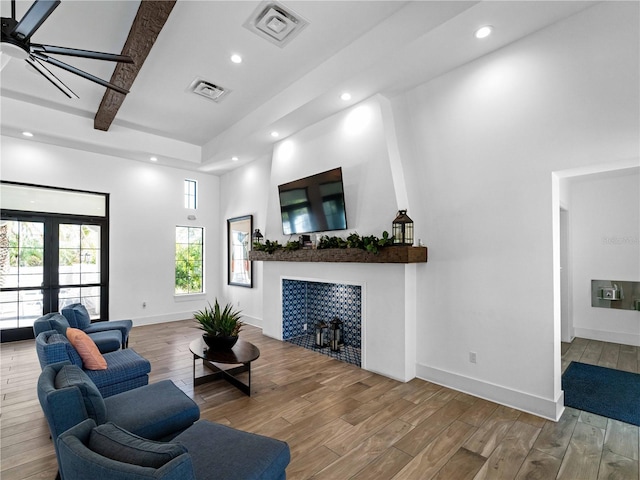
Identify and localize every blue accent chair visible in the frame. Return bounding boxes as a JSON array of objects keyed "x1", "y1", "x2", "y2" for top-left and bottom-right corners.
[
  {"x1": 61, "y1": 303, "x2": 133, "y2": 348},
  {"x1": 38, "y1": 362, "x2": 201, "y2": 480},
  {"x1": 57, "y1": 419, "x2": 291, "y2": 480},
  {"x1": 35, "y1": 330, "x2": 150, "y2": 397},
  {"x1": 34, "y1": 313, "x2": 122, "y2": 354}
]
